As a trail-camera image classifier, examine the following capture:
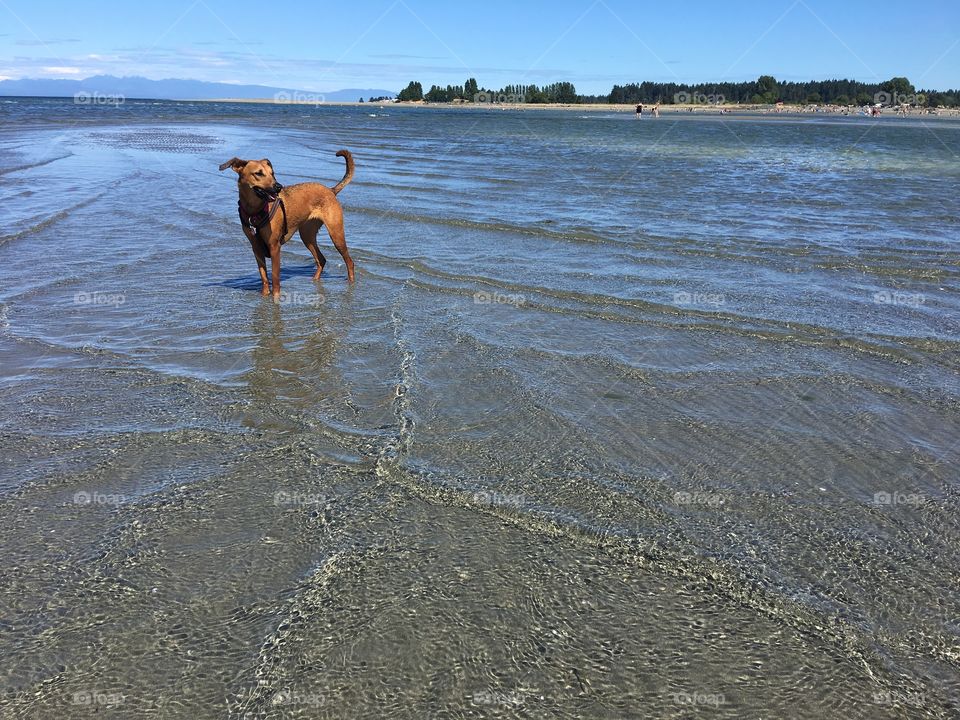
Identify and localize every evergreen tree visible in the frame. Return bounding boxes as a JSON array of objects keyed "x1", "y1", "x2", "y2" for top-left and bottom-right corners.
[
  {"x1": 425, "y1": 85, "x2": 447, "y2": 102},
  {"x1": 524, "y1": 84, "x2": 547, "y2": 103},
  {"x1": 397, "y1": 81, "x2": 424, "y2": 102}
]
